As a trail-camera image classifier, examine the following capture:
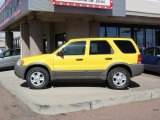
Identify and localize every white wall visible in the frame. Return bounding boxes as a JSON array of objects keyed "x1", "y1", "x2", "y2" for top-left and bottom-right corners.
[
  {"x1": 126, "y1": 0, "x2": 160, "y2": 16},
  {"x1": 13, "y1": 32, "x2": 20, "y2": 38}
]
